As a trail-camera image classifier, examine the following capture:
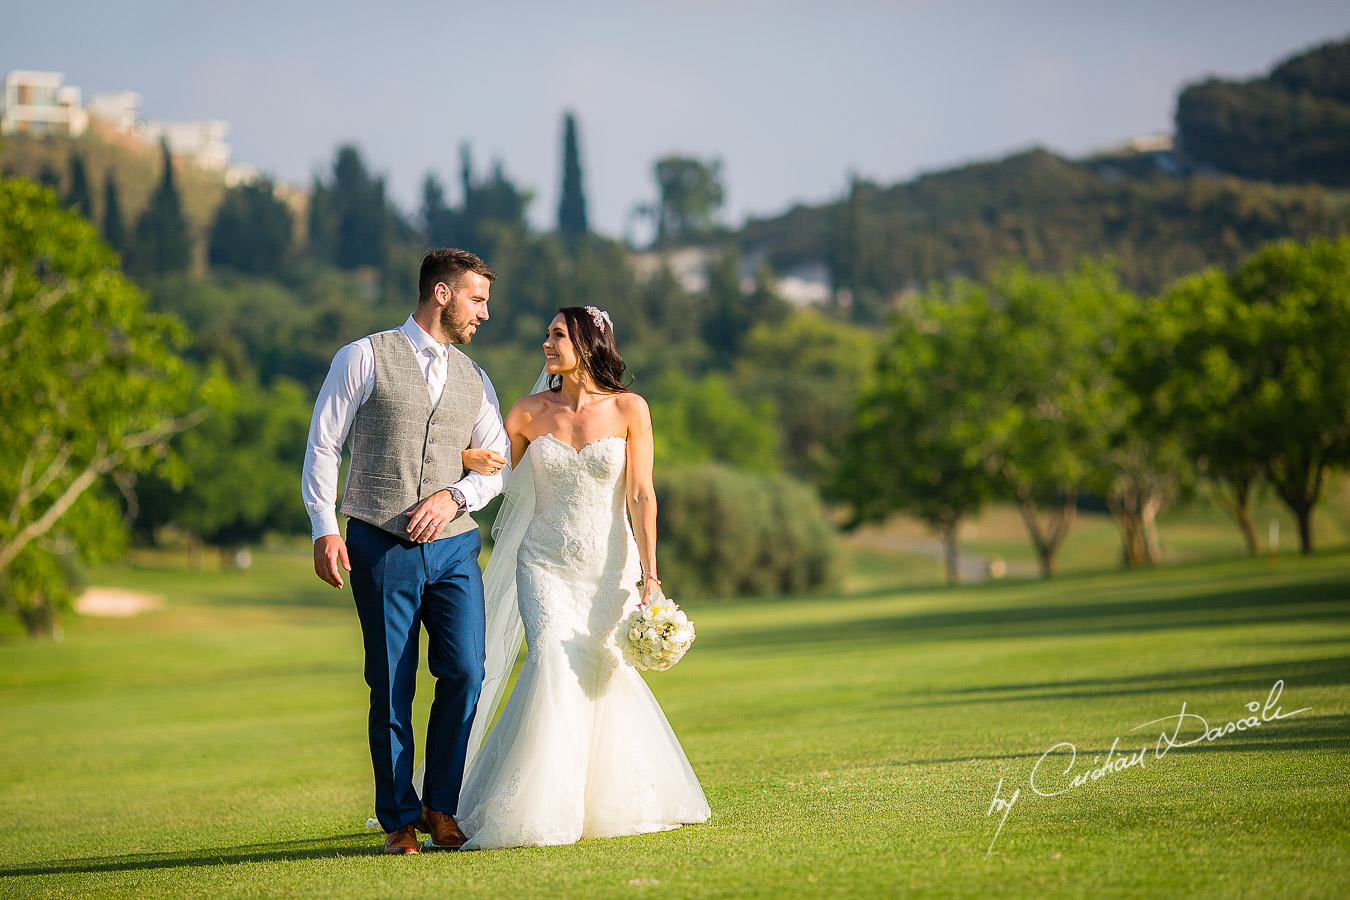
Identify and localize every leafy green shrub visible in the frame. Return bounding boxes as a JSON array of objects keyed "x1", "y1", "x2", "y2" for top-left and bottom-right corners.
[{"x1": 656, "y1": 463, "x2": 839, "y2": 601}]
